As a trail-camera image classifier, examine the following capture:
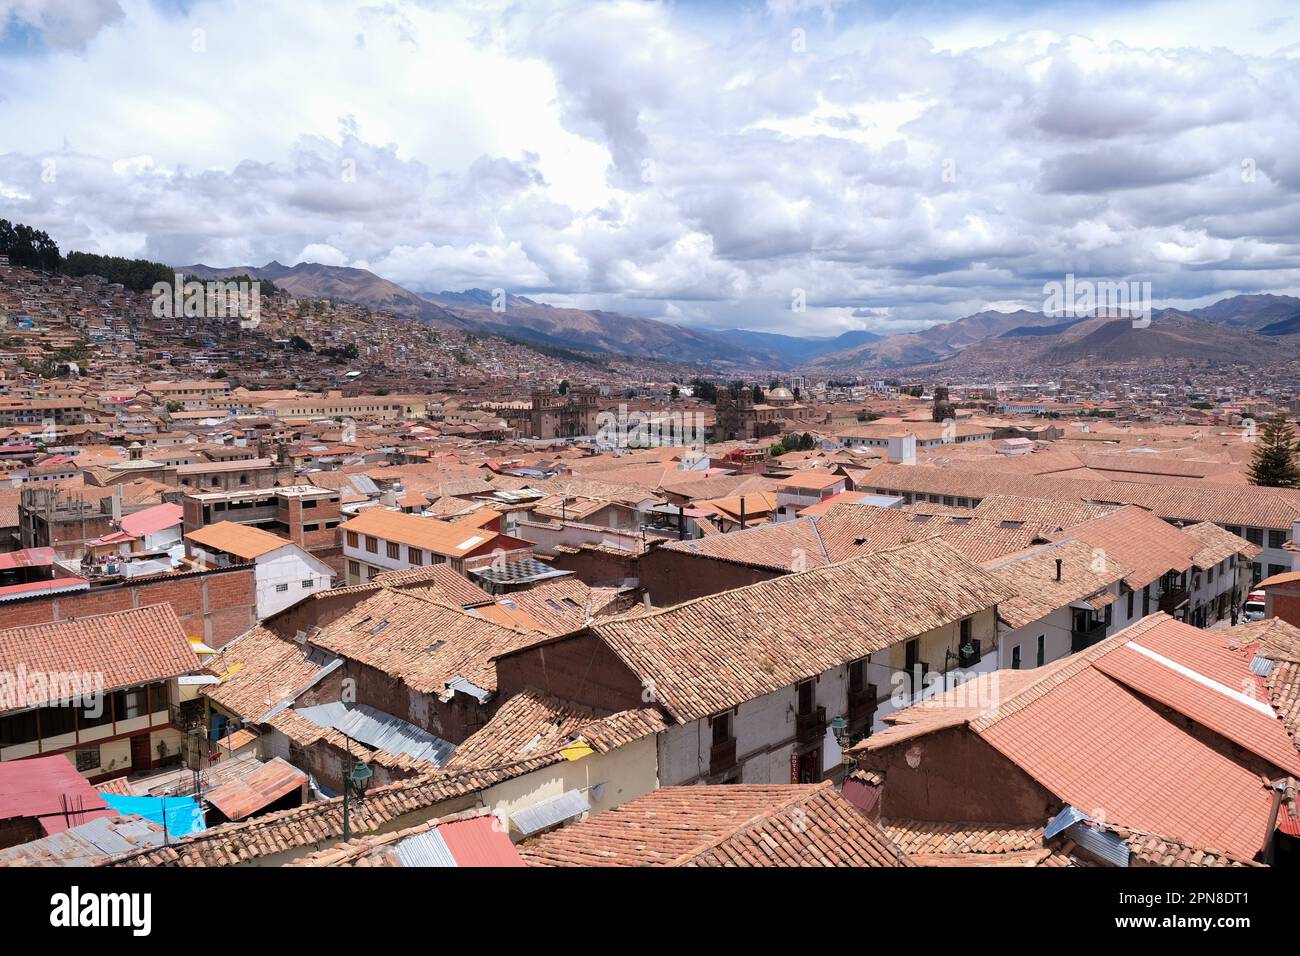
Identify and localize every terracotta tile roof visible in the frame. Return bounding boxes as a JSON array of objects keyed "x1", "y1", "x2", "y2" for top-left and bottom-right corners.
[
  {"x1": 589, "y1": 538, "x2": 1015, "y2": 723},
  {"x1": 186, "y1": 521, "x2": 291, "y2": 560},
  {"x1": 971, "y1": 494, "x2": 1119, "y2": 530},
  {"x1": 1089, "y1": 618, "x2": 1300, "y2": 776},
  {"x1": 104, "y1": 765, "x2": 522, "y2": 867},
  {"x1": 883, "y1": 818, "x2": 1046, "y2": 856},
  {"x1": 340, "y1": 508, "x2": 499, "y2": 558},
  {"x1": 306, "y1": 587, "x2": 543, "y2": 695},
  {"x1": 0, "y1": 604, "x2": 199, "y2": 707},
  {"x1": 442, "y1": 689, "x2": 666, "y2": 774},
  {"x1": 654, "y1": 516, "x2": 828, "y2": 571},
  {"x1": 203, "y1": 626, "x2": 337, "y2": 723},
  {"x1": 286, "y1": 809, "x2": 524, "y2": 867},
  {"x1": 1051, "y1": 505, "x2": 1205, "y2": 589},
  {"x1": 982, "y1": 538, "x2": 1130, "y2": 630},
  {"x1": 519, "y1": 783, "x2": 910, "y2": 867},
  {"x1": 368, "y1": 563, "x2": 494, "y2": 607},
  {"x1": 854, "y1": 614, "x2": 1282, "y2": 860},
  {"x1": 864, "y1": 462, "x2": 1300, "y2": 531},
  {"x1": 778, "y1": 470, "x2": 845, "y2": 491},
  {"x1": 1182, "y1": 519, "x2": 1263, "y2": 566},
  {"x1": 488, "y1": 578, "x2": 628, "y2": 636}
]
